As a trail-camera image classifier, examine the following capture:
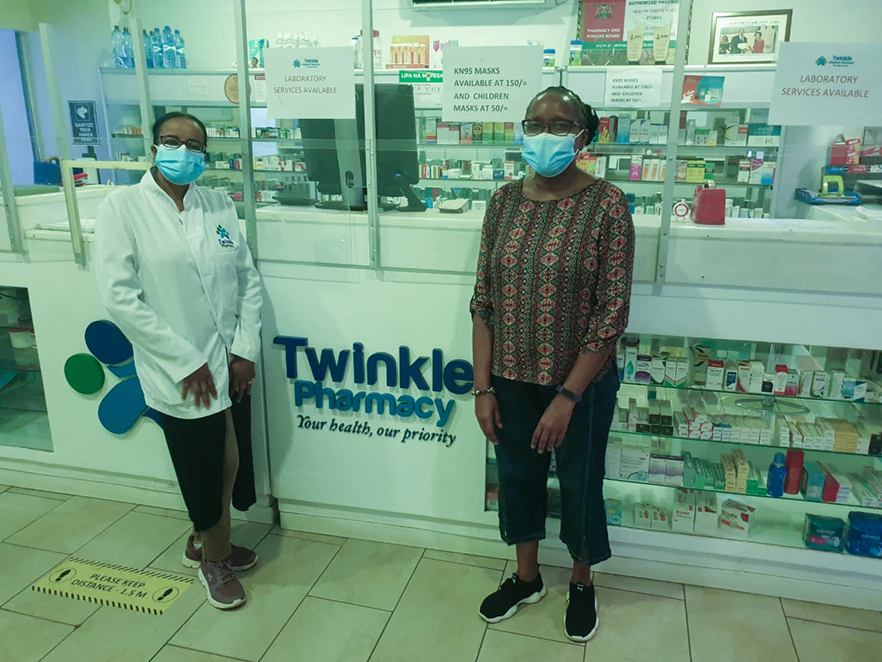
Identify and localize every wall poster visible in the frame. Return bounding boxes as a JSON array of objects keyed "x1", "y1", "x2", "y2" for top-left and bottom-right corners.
[{"x1": 579, "y1": 0, "x2": 680, "y2": 67}]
